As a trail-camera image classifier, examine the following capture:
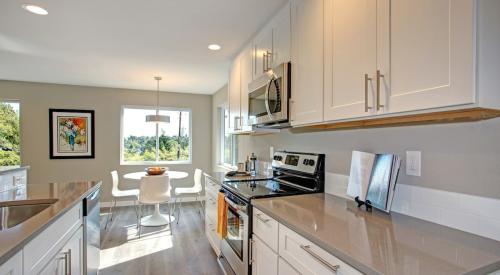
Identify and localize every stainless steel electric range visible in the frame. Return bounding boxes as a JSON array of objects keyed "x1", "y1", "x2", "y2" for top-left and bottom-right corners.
[{"x1": 218, "y1": 151, "x2": 325, "y2": 275}]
